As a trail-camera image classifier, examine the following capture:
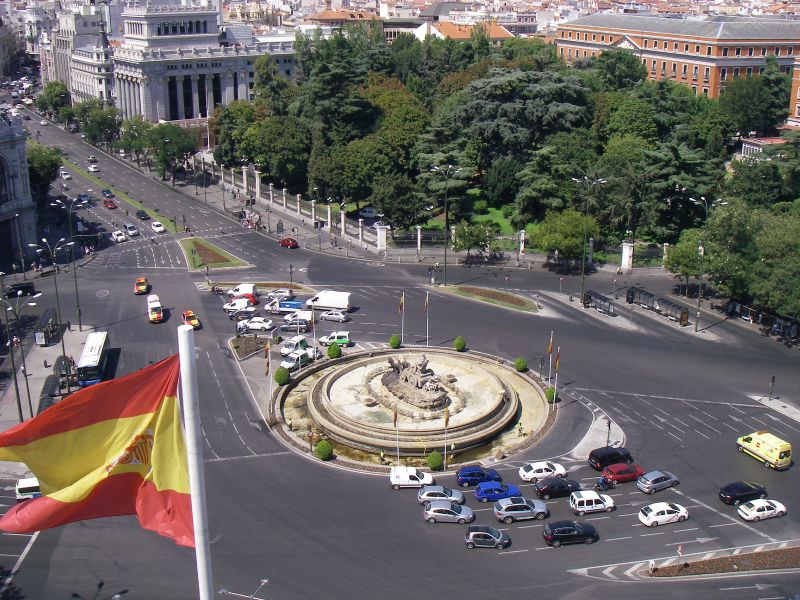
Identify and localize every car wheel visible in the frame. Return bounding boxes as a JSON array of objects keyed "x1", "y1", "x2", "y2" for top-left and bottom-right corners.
[
  {"x1": 423, "y1": 501, "x2": 431, "y2": 510},
  {"x1": 606, "y1": 506, "x2": 614, "y2": 512},
  {"x1": 672, "y1": 481, "x2": 679, "y2": 487},
  {"x1": 536, "y1": 512, "x2": 546, "y2": 520},
  {"x1": 777, "y1": 511, "x2": 785, "y2": 517},
  {"x1": 648, "y1": 489, "x2": 655, "y2": 495},
  {"x1": 753, "y1": 516, "x2": 760, "y2": 522},
  {"x1": 458, "y1": 518, "x2": 466, "y2": 525},
  {"x1": 480, "y1": 497, "x2": 488, "y2": 503},
  {"x1": 736, "y1": 444, "x2": 744, "y2": 452},
  {"x1": 734, "y1": 499, "x2": 740, "y2": 506},
  {"x1": 466, "y1": 542, "x2": 475, "y2": 549},
  {"x1": 760, "y1": 493, "x2": 766, "y2": 499},
  {"x1": 503, "y1": 516, "x2": 513, "y2": 524},
  {"x1": 764, "y1": 460, "x2": 771, "y2": 468},
  {"x1": 530, "y1": 477, "x2": 538, "y2": 483},
  {"x1": 427, "y1": 517, "x2": 435, "y2": 524},
  {"x1": 543, "y1": 494, "x2": 551, "y2": 500},
  {"x1": 578, "y1": 510, "x2": 585, "y2": 517},
  {"x1": 552, "y1": 540, "x2": 561, "y2": 548},
  {"x1": 585, "y1": 537, "x2": 595, "y2": 544},
  {"x1": 678, "y1": 515, "x2": 687, "y2": 522},
  {"x1": 392, "y1": 484, "x2": 399, "y2": 490}
]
